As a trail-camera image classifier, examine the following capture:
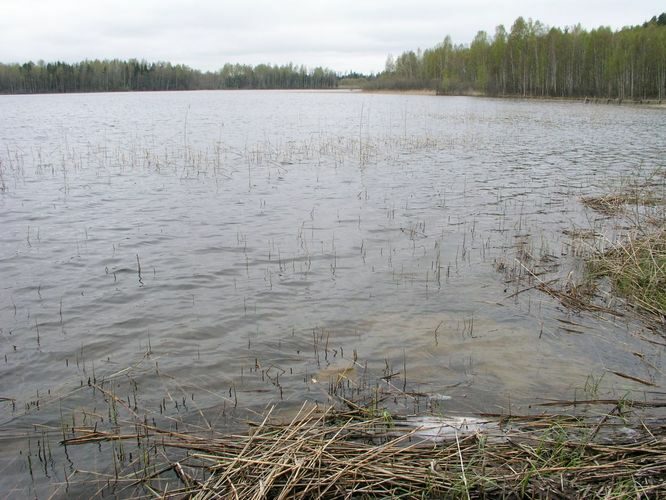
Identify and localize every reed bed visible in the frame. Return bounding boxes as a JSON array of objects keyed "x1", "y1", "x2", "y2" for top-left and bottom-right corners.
[{"x1": 61, "y1": 402, "x2": 666, "y2": 499}]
